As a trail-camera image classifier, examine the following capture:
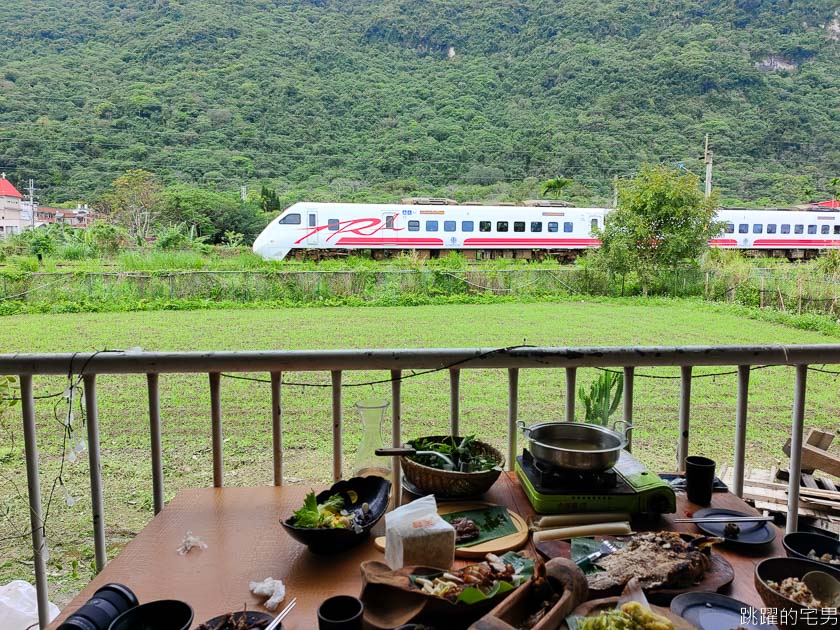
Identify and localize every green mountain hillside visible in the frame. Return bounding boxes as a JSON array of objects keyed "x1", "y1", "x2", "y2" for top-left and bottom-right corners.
[{"x1": 0, "y1": 0, "x2": 838, "y2": 205}]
